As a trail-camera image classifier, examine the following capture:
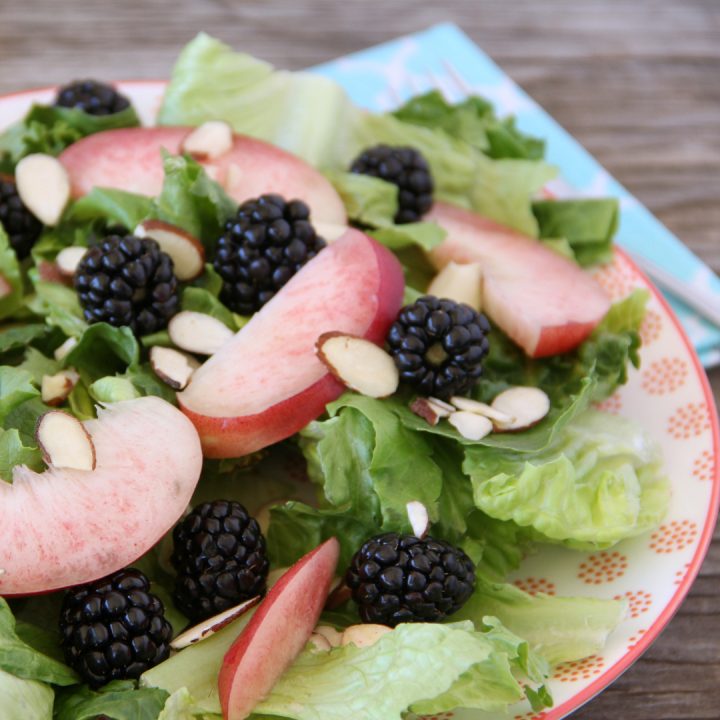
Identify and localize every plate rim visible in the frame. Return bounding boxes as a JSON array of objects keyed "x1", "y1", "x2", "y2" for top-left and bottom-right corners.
[{"x1": 0, "y1": 81, "x2": 718, "y2": 719}]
